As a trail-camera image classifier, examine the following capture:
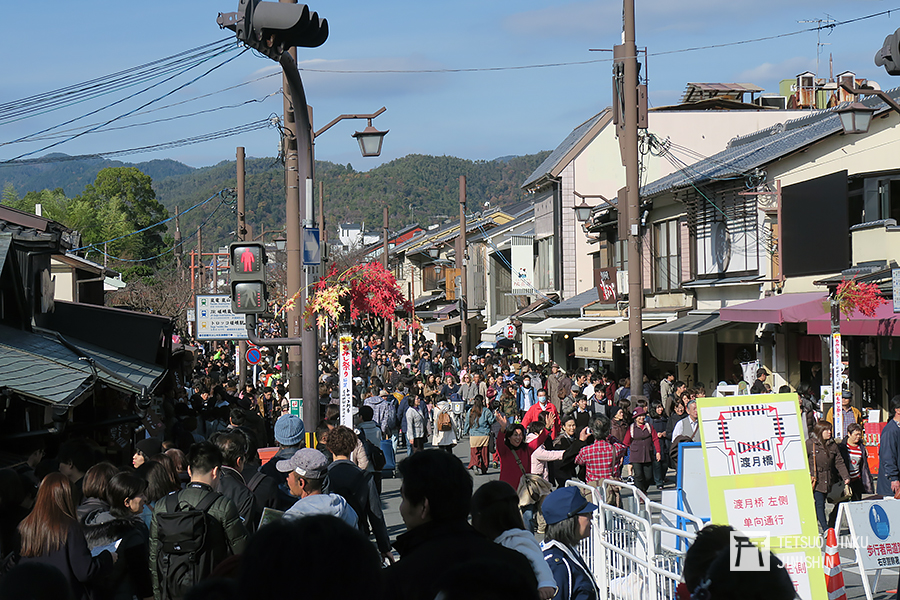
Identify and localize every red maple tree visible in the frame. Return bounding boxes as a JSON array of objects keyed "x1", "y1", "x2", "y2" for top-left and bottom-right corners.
[{"x1": 300, "y1": 261, "x2": 411, "y2": 327}]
